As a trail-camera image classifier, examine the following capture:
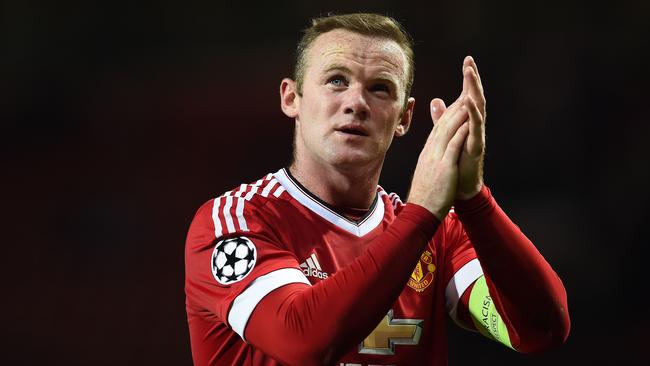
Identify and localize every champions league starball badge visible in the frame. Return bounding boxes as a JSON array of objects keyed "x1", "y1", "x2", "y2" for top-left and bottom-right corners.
[{"x1": 211, "y1": 236, "x2": 257, "y2": 285}]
